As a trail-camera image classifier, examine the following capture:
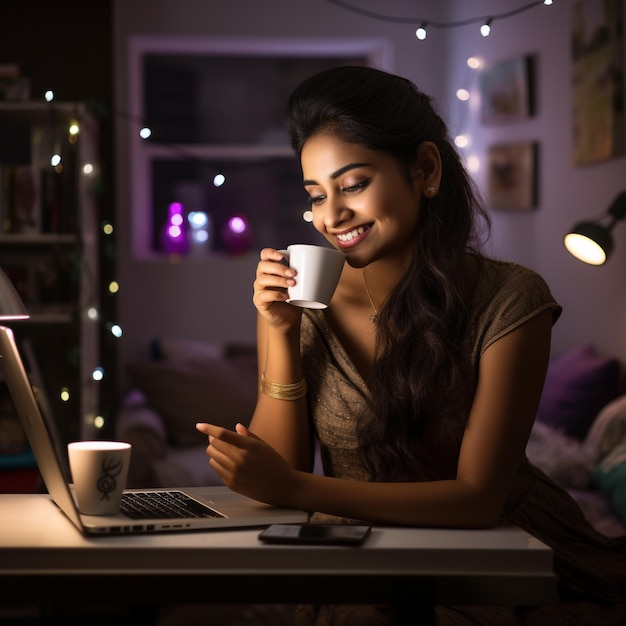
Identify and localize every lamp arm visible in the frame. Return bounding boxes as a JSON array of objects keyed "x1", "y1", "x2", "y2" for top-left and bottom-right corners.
[{"x1": 607, "y1": 191, "x2": 626, "y2": 221}]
